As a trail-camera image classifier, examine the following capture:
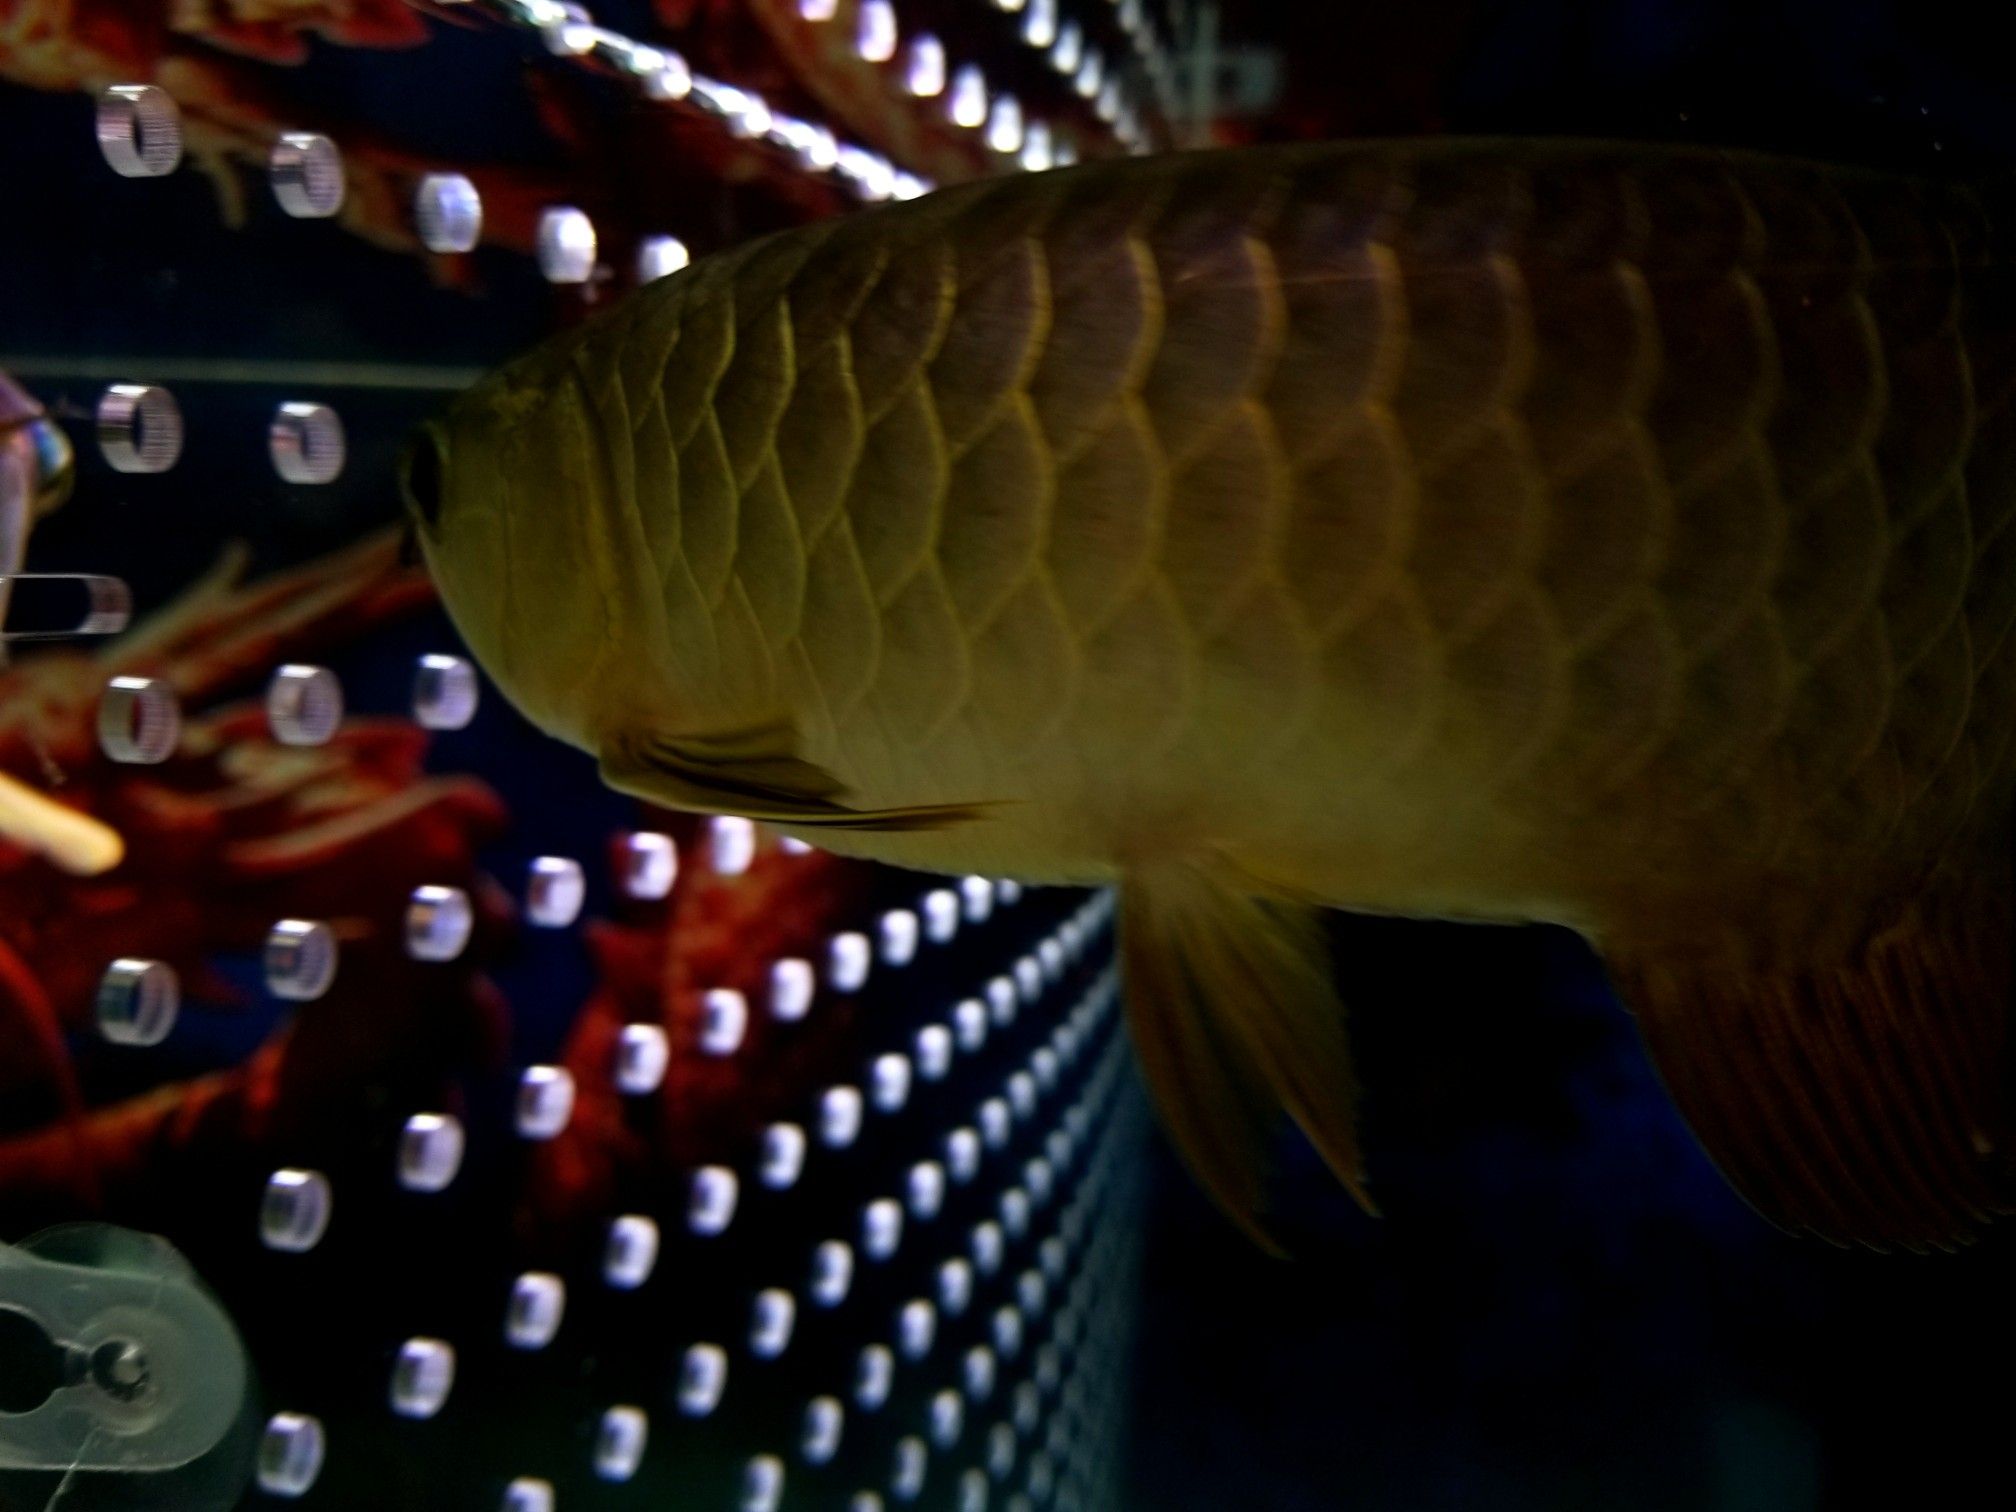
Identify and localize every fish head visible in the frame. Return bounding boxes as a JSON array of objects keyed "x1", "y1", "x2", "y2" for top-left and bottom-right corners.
[{"x1": 398, "y1": 348, "x2": 627, "y2": 750}]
